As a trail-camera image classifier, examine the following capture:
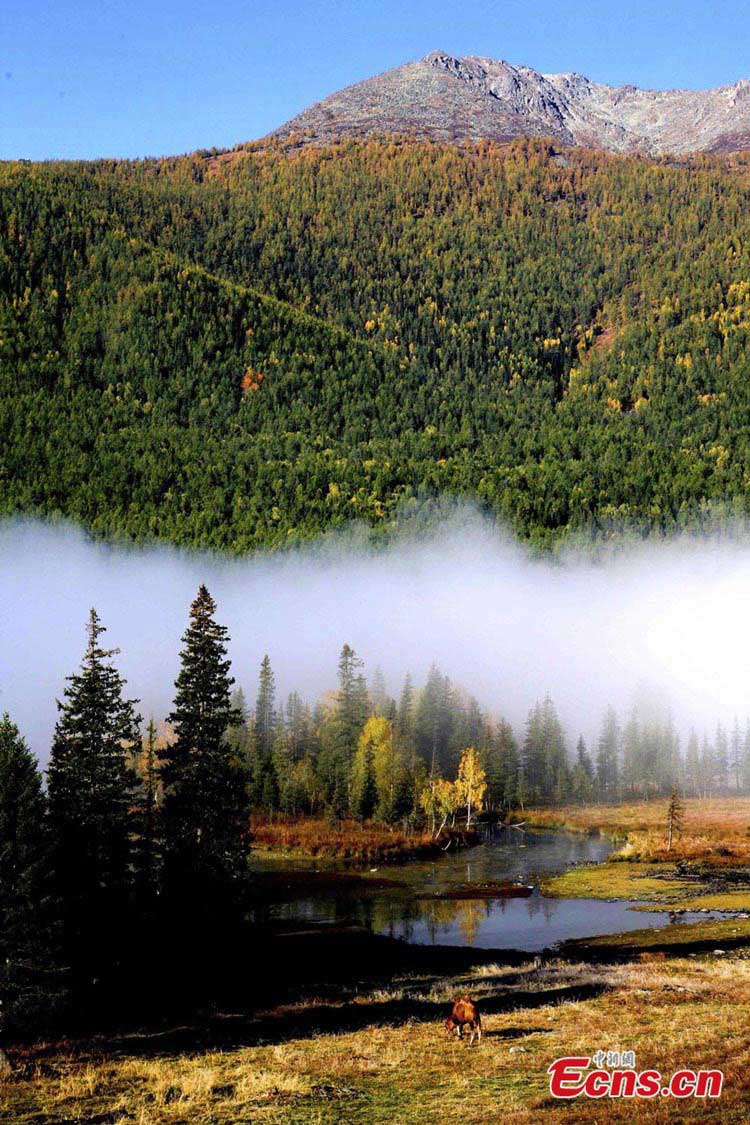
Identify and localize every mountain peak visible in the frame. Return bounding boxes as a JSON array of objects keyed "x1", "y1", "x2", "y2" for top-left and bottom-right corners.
[{"x1": 268, "y1": 52, "x2": 750, "y2": 155}]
